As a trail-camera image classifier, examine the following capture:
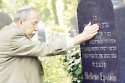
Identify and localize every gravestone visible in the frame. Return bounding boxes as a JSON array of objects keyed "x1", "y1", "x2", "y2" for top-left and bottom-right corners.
[
  {"x1": 0, "y1": 12, "x2": 12, "y2": 28},
  {"x1": 77, "y1": 0, "x2": 118, "y2": 83},
  {"x1": 112, "y1": 0, "x2": 125, "y2": 83}
]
